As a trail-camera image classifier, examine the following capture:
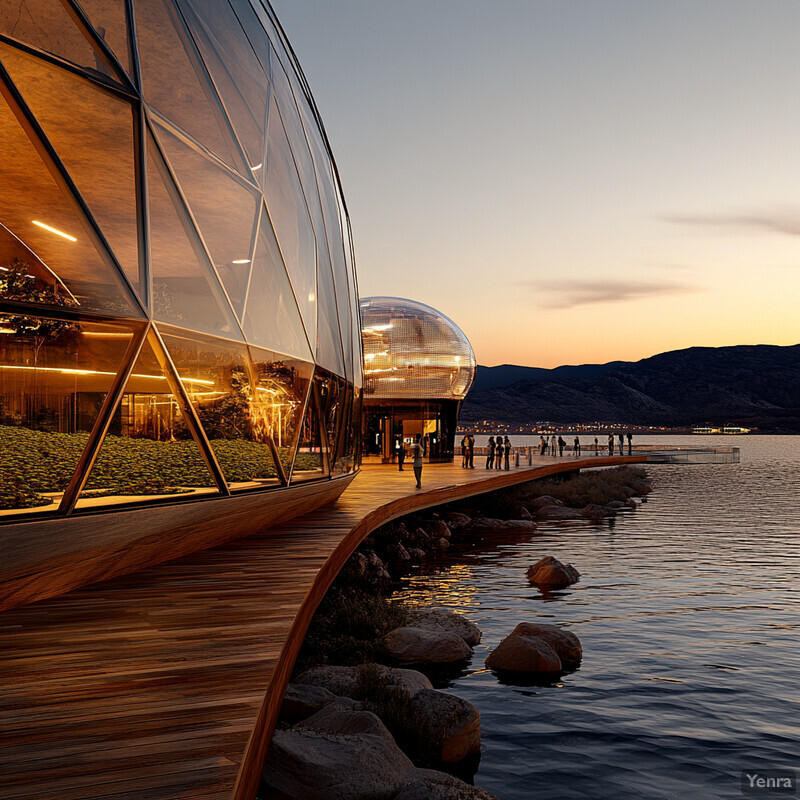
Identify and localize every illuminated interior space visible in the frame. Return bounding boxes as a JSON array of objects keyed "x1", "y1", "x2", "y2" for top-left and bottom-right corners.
[
  {"x1": 0, "y1": 0, "x2": 362, "y2": 521},
  {"x1": 360, "y1": 296, "x2": 476, "y2": 462}
]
